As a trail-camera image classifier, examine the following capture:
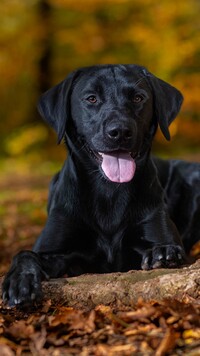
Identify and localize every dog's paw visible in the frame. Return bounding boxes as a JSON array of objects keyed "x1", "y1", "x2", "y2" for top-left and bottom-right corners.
[
  {"x1": 2, "y1": 270, "x2": 43, "y2": 307},
  {"x1": 2, "y1": 251, "x2": 48, "y2": 307},
  {"x1": 141, "y1": 245, "x2": 186, "y2": 270}
]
